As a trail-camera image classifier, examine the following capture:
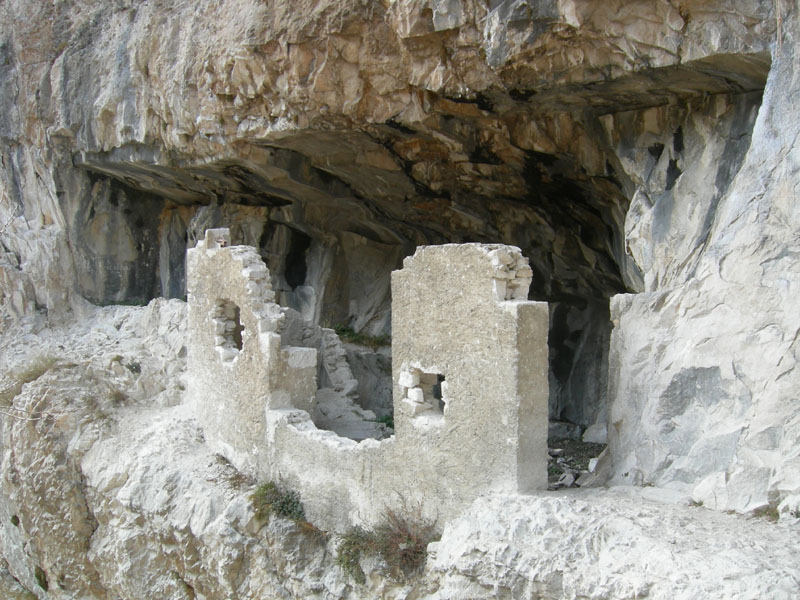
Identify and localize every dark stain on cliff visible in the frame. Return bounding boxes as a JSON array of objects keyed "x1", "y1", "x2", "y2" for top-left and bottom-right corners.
[{"x1": 665, "y1": 159, "x2": 682, "y2": 191}]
